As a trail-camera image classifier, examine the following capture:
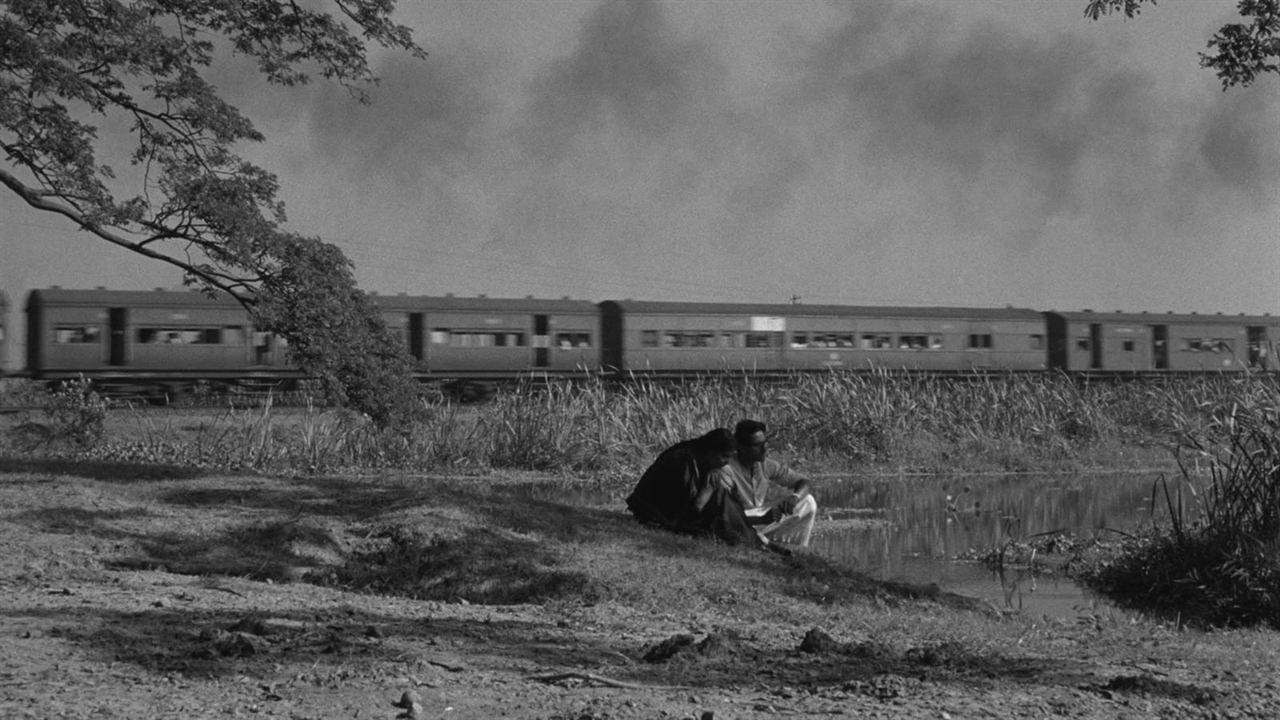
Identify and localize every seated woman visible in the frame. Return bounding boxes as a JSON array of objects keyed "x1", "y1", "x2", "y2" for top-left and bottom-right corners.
[{"x1": 625, "y1": 429, "x2": 764, "y2": 548}]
